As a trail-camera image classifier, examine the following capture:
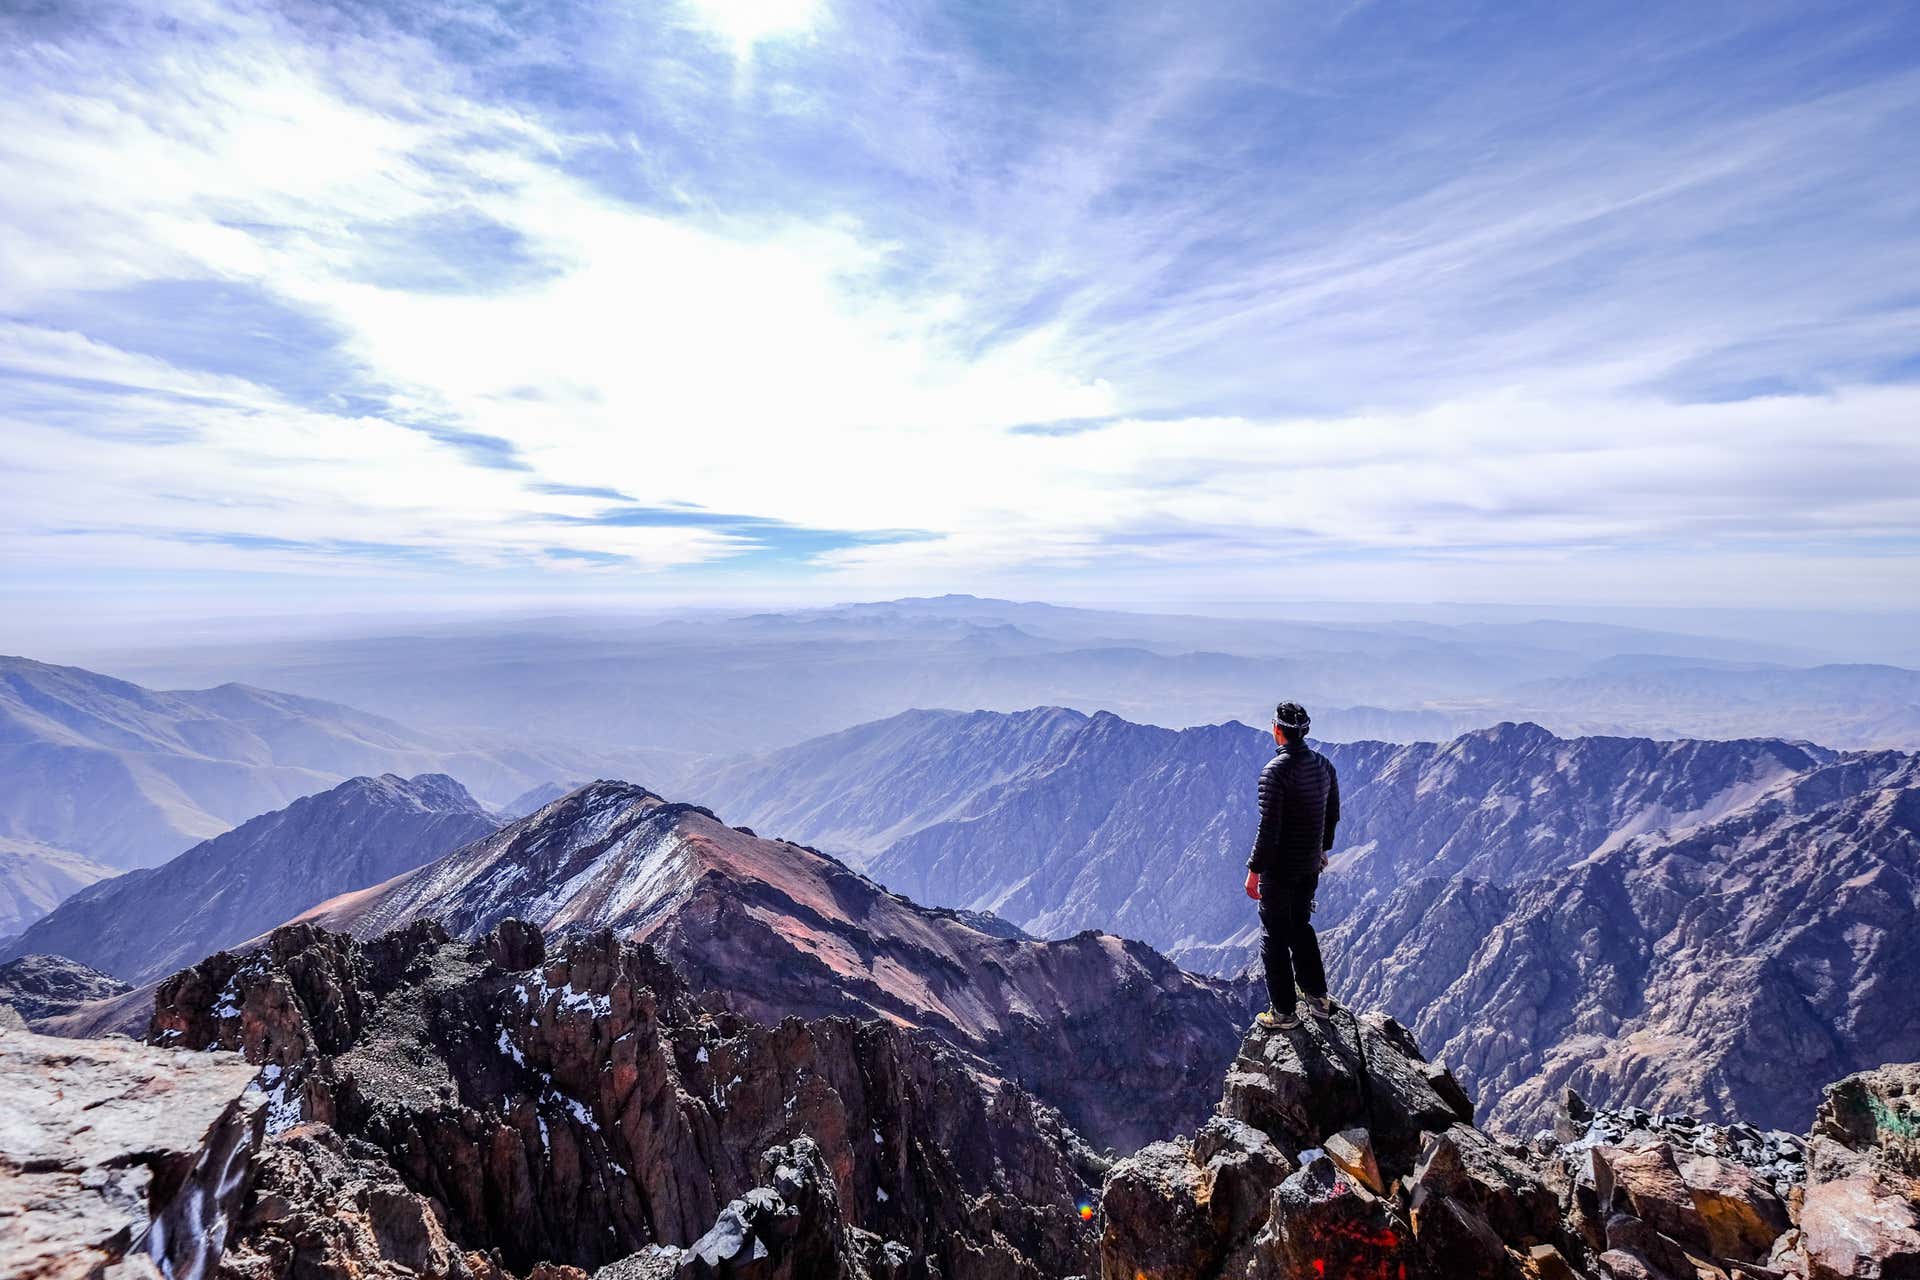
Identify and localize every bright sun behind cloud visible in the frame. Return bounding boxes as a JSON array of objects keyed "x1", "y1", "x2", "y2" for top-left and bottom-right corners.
[{"x1": 680, "y1": 0, "x2": 824, "y2": 57}]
